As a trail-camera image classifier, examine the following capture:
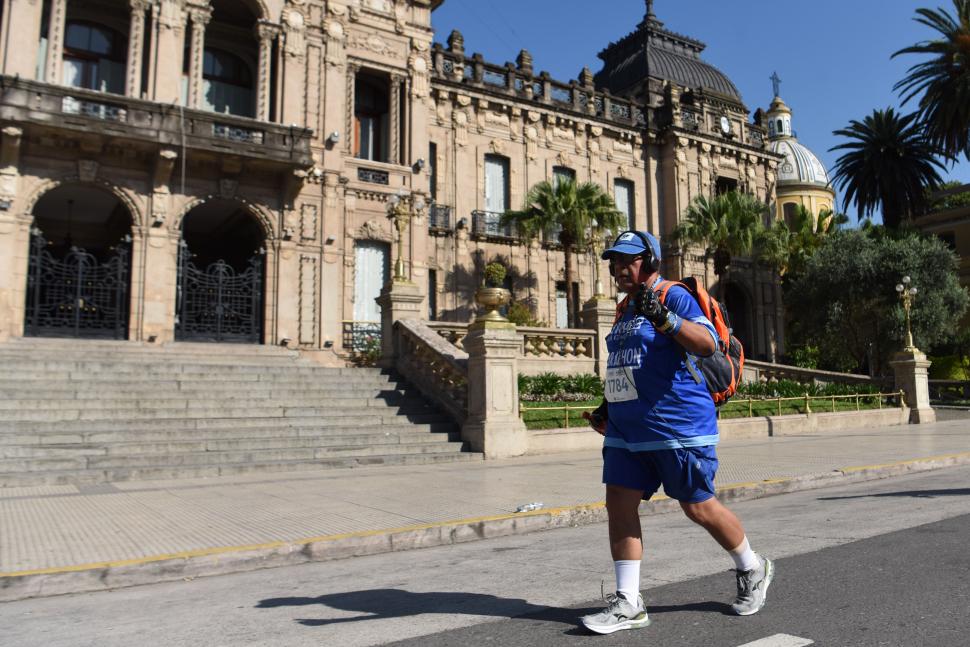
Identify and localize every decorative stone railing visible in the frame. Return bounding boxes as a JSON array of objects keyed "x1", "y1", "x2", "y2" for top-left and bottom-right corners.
[
  {"x1": 394, "y1": 319, "x2": 468, "y2": 423},
  {"x1": 744, "y1": 359, "x2": 883, "y2": 387},
  {"x1": 427, "y1": 321, "x2": 597, "y2": 376},
  {"x1": 0, "y1": 76, "x2": 313, "y2": 167},
  {"x1": 430, "y1": 46, "x2": 649, "y2": 130}
]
